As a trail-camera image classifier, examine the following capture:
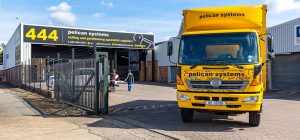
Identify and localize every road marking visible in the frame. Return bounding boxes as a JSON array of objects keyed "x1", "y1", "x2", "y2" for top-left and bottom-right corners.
[{"x1": 109, "y1": 104, "x2": 177, "y2": 114}]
